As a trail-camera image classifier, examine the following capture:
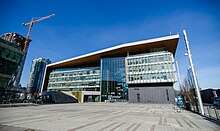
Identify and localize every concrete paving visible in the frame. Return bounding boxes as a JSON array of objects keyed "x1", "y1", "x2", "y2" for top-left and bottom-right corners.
[{"x1": 0, "y1": 103, "x2": 219, "y2": 131}]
